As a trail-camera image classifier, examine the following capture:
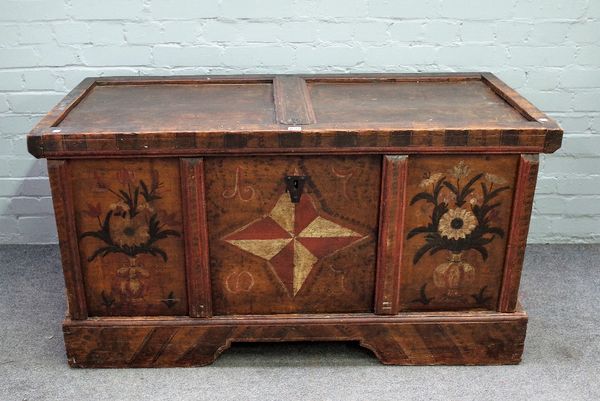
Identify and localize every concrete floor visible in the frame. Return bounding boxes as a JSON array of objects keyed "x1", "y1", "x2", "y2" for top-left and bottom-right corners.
[{"x1": 0, "y1": 244, "x2": 598, "y2": 401}]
